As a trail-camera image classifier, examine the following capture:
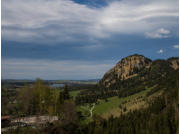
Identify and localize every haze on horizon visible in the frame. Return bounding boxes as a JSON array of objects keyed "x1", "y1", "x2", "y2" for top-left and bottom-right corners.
[{"x1": 2, "y1": 0, "x2": 179, "y2": 80}]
